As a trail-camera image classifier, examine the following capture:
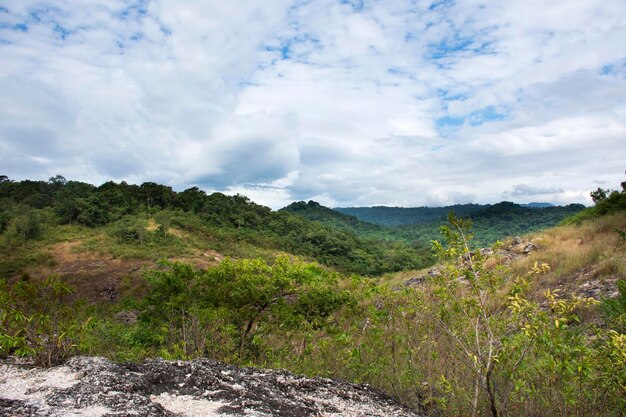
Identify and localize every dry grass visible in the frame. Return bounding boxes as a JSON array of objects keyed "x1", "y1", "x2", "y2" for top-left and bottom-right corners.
[
  {"x1": 508, "y1": 211, "x2": 626, "y2": 299},
  {"x1": 379, "y1": 211, "x2": 626, "y2": 301}
]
